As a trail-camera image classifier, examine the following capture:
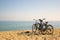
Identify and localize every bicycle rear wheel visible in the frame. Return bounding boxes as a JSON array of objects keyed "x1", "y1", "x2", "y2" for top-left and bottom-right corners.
[{"x1": 32, "y1": 24, "x2": 37, "y2": 33}]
